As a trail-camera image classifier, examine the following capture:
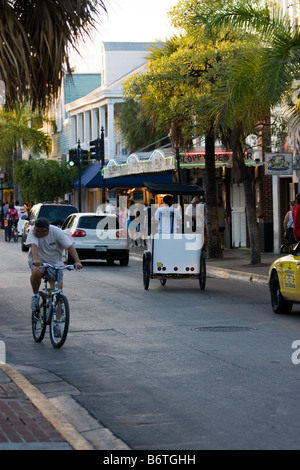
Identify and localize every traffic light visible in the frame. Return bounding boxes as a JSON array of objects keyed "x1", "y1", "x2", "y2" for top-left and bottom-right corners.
[
  {"x1": 90, "y1": 138, "x2": 101, "y2": 161},
  {"x1": 68, "y1": 149, "x2": 78, "y2": 167},
  {"x1": 81, "y1": 149, "x2": 89, "y2": 165}
]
